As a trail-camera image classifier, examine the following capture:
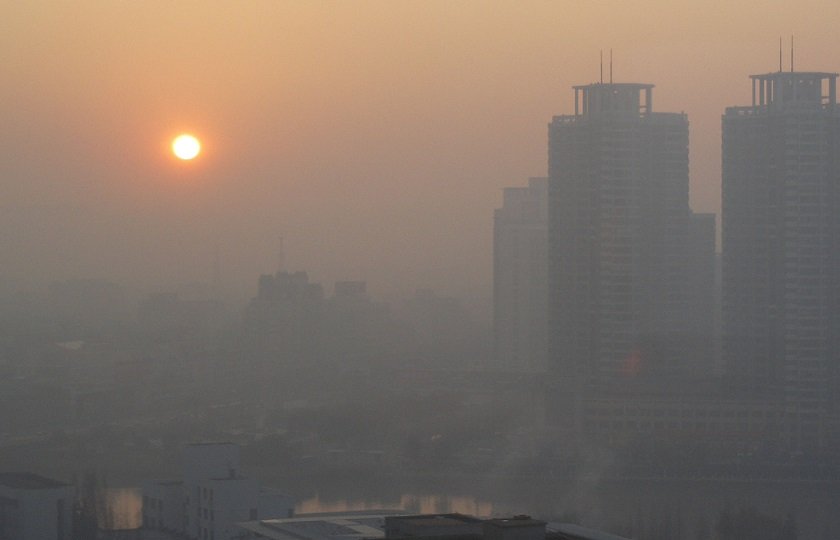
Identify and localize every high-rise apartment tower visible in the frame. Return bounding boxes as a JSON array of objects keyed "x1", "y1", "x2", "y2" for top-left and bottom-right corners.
[
  {"x1": 548, "y1": 83, "x2": 713, "y2": 395},
  {"x1": 722, "y1": 71, "x2": 840, "y2": 448}
]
